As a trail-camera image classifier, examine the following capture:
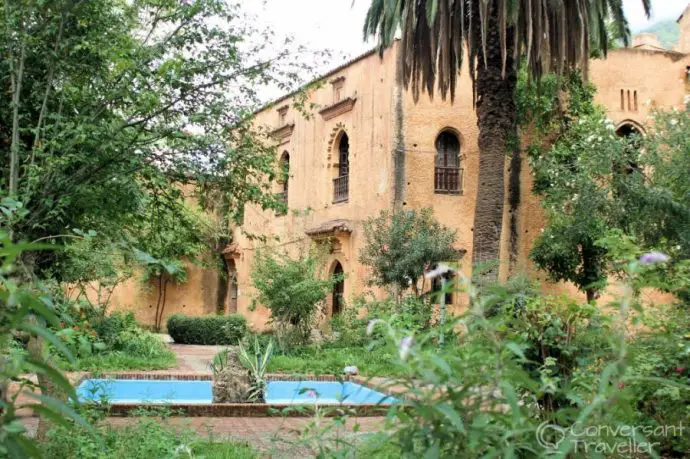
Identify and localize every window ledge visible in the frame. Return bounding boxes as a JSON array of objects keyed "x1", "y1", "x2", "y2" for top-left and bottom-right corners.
[
  {"x1": 319, "y1": 97, "x2": 357, "y2": 121},
  {"x1": 269, "y1": 123, "x2": 294, "y2": 141}
]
